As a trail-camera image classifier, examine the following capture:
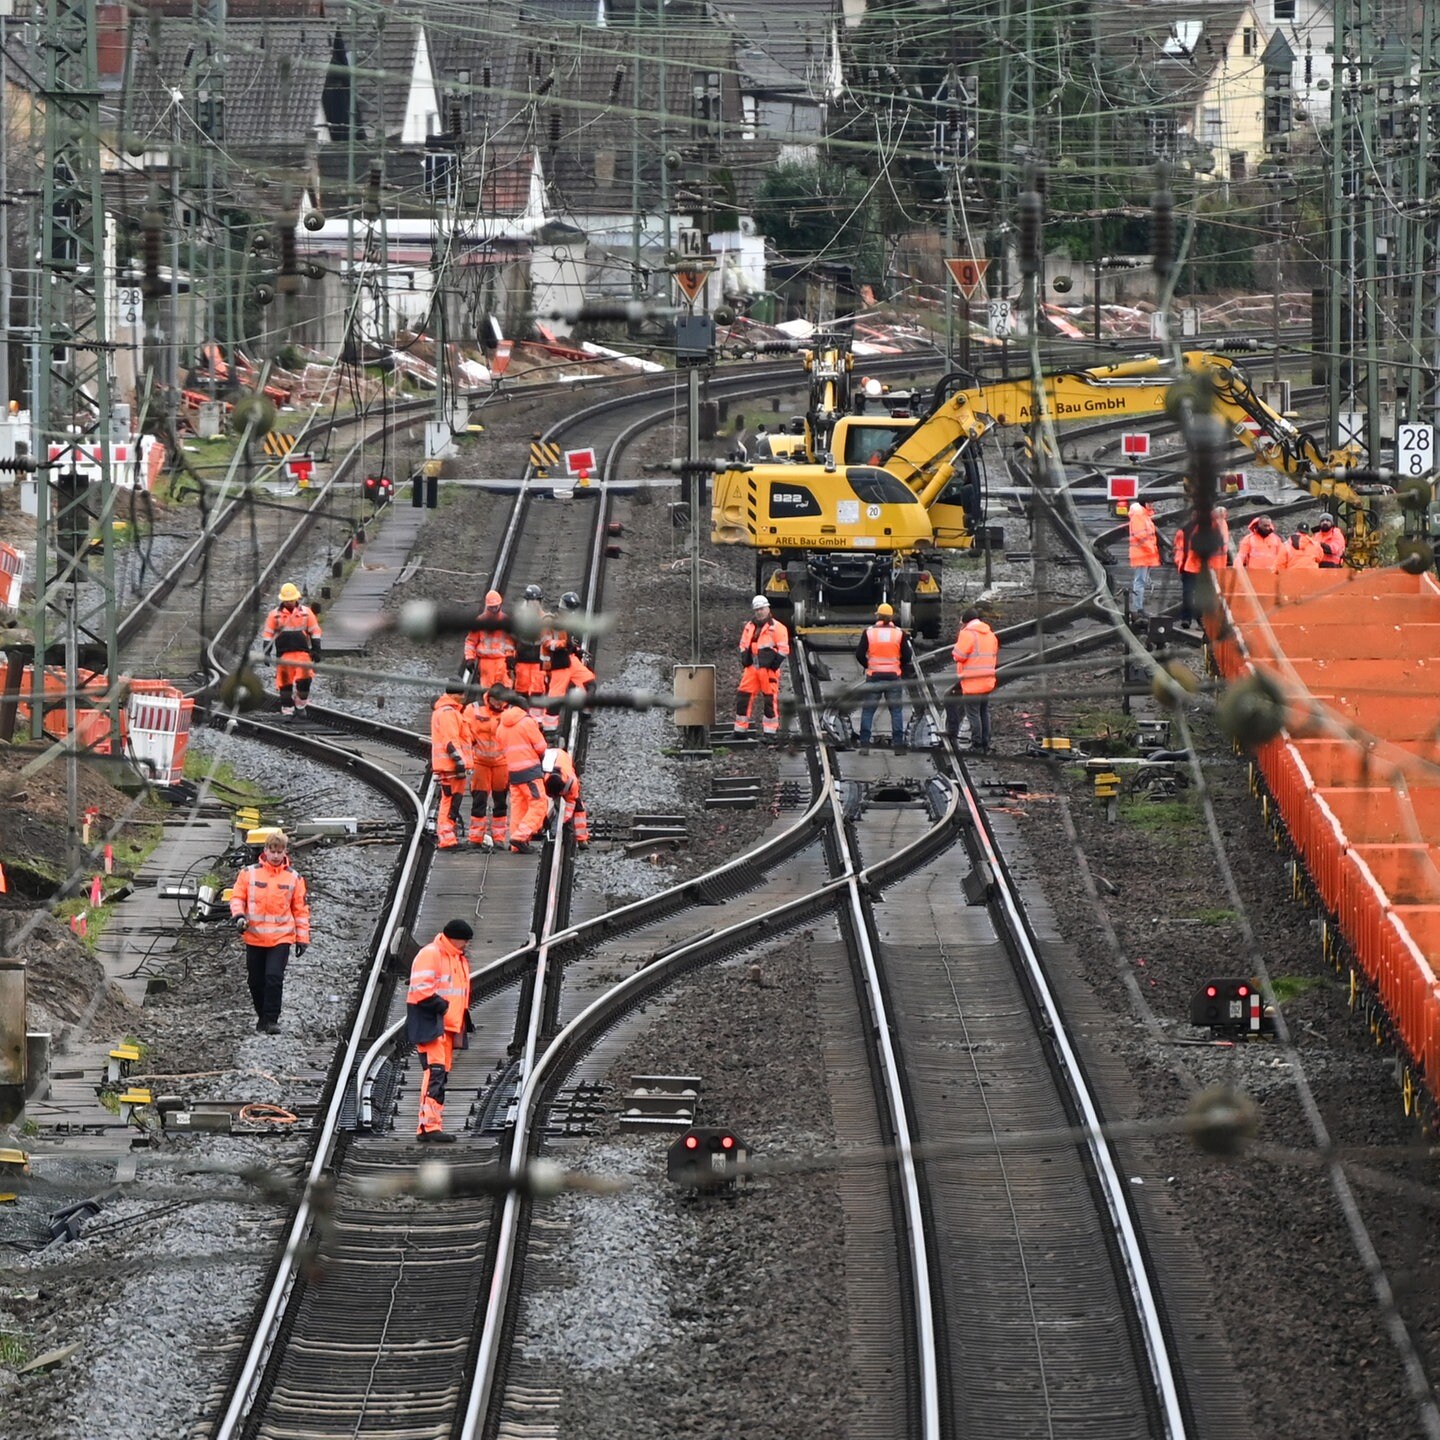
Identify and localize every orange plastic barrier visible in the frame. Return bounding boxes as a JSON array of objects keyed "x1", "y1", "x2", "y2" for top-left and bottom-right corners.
[{"x1": 1211, "y1": 564, "x2": 1440, "y2": 1104}]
